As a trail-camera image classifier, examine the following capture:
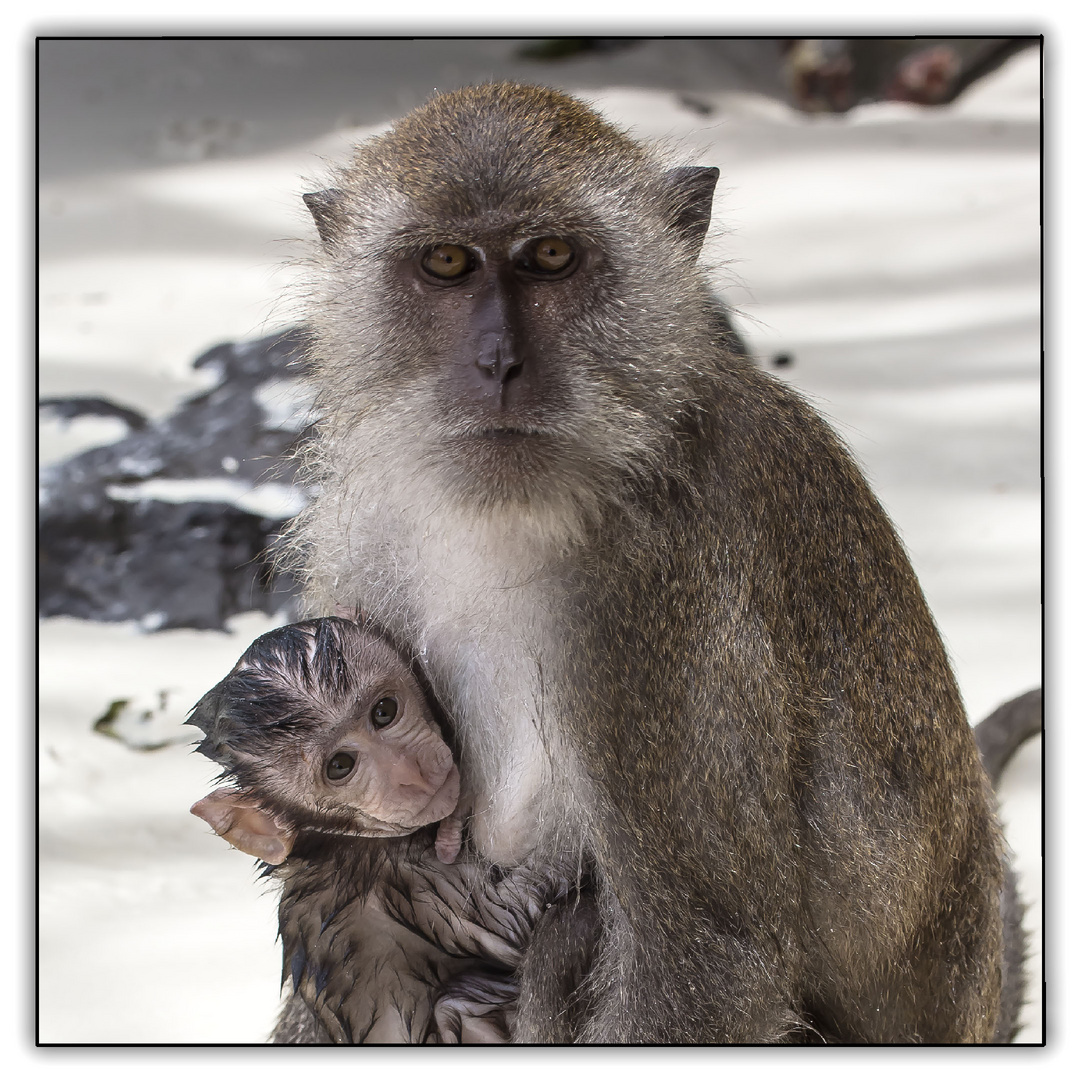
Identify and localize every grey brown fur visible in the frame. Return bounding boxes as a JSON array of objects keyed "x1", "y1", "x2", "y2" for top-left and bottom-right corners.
[{"x1": 285, "y1": 83, "x2": 1025, "y2": 1043}]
